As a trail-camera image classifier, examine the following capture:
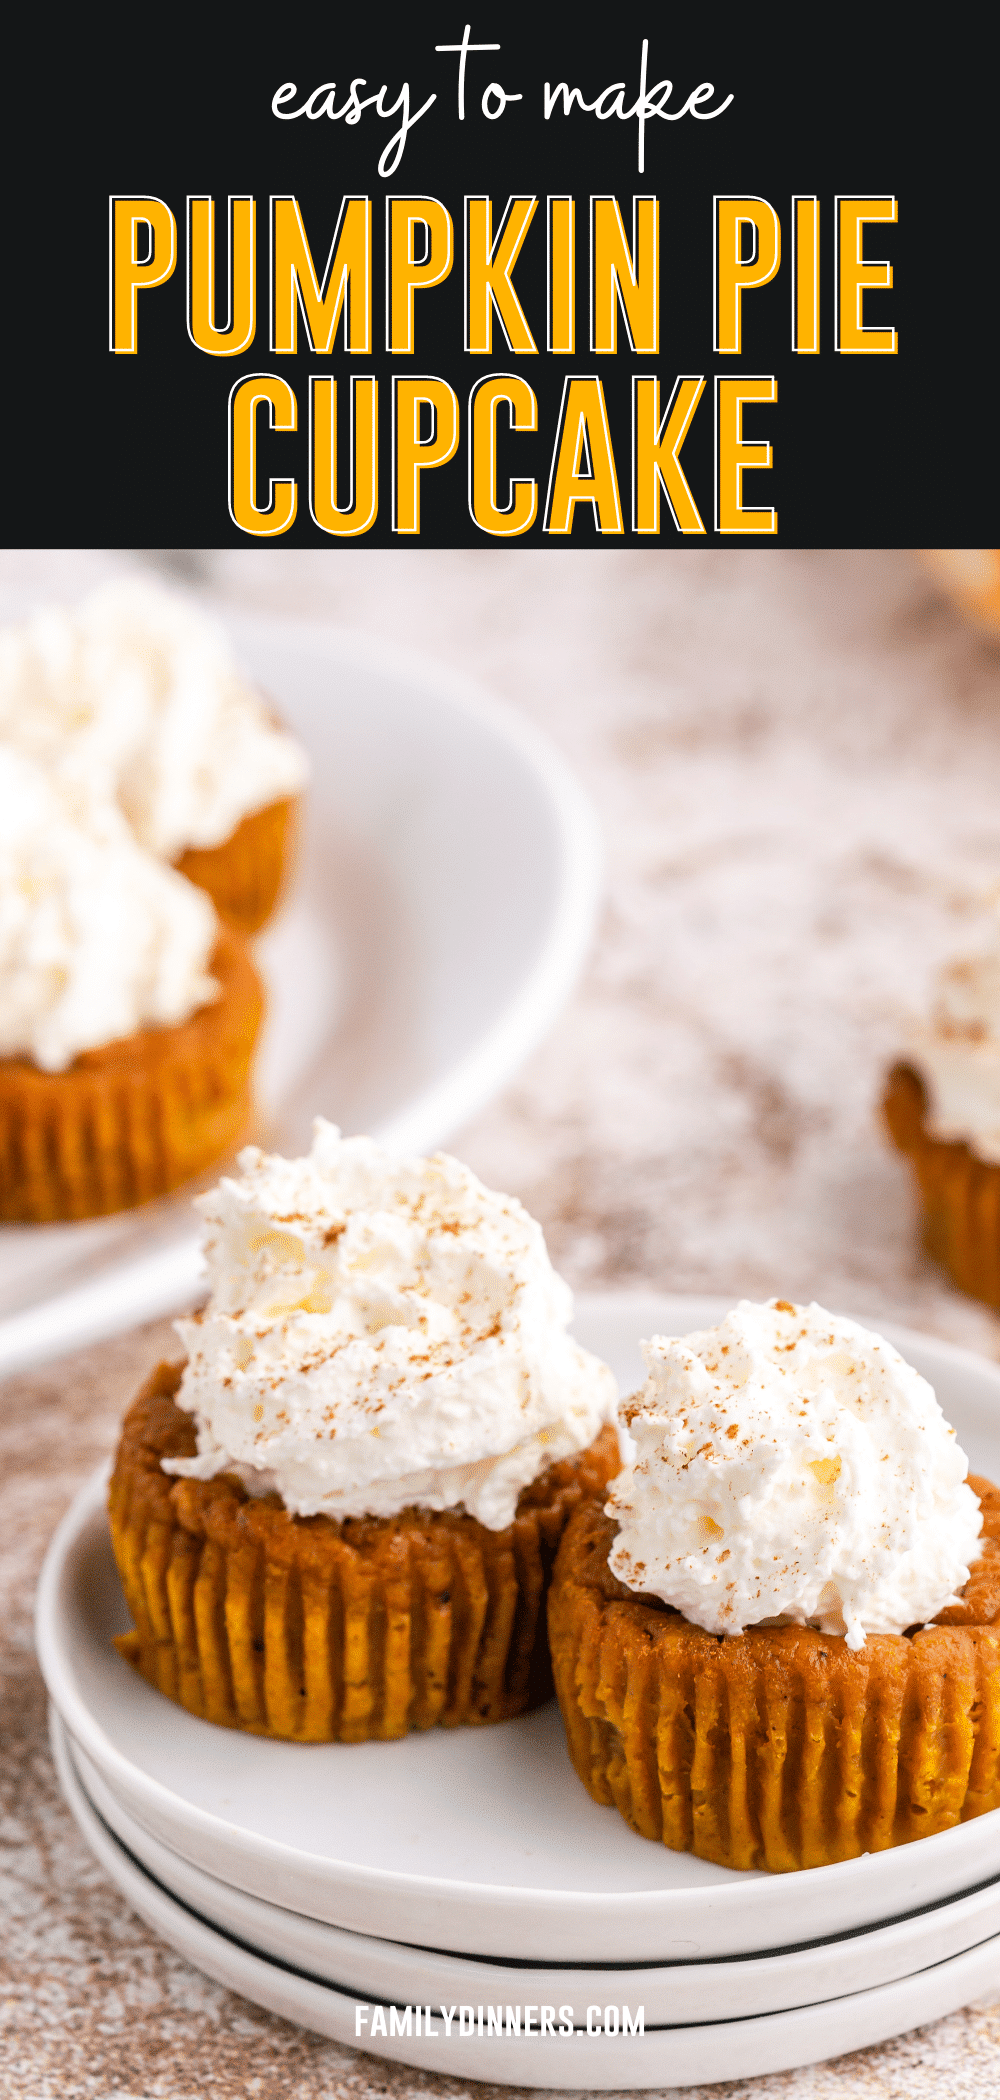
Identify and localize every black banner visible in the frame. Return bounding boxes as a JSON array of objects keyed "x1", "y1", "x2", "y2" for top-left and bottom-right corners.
[{"x1": 10, "y1": 8, "x2": 990, "y2": 547}]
